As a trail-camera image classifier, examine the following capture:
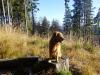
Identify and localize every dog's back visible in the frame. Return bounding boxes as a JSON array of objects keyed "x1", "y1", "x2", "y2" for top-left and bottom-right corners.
[{"x1": 49, "y1": 31, "x2": 64, "y2": 61}]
